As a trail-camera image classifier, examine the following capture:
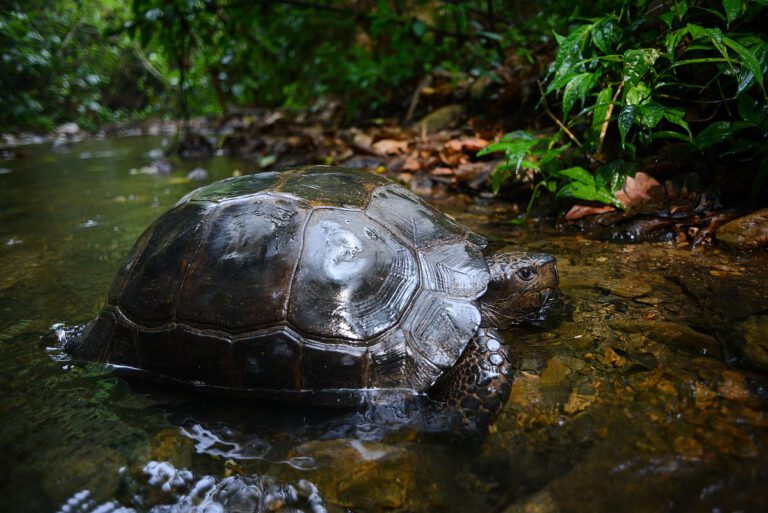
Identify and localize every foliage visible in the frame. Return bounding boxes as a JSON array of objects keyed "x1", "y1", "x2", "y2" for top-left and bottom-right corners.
[
  {"x1": 125, "y1": 0, "x2": 504, "y2": 117},
  {"x1": 0, "y1": 0, "x2": 164, "y2": 132},
  {"x1": 482, "y1": 0, "x2": 768, "y2": 211}
]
